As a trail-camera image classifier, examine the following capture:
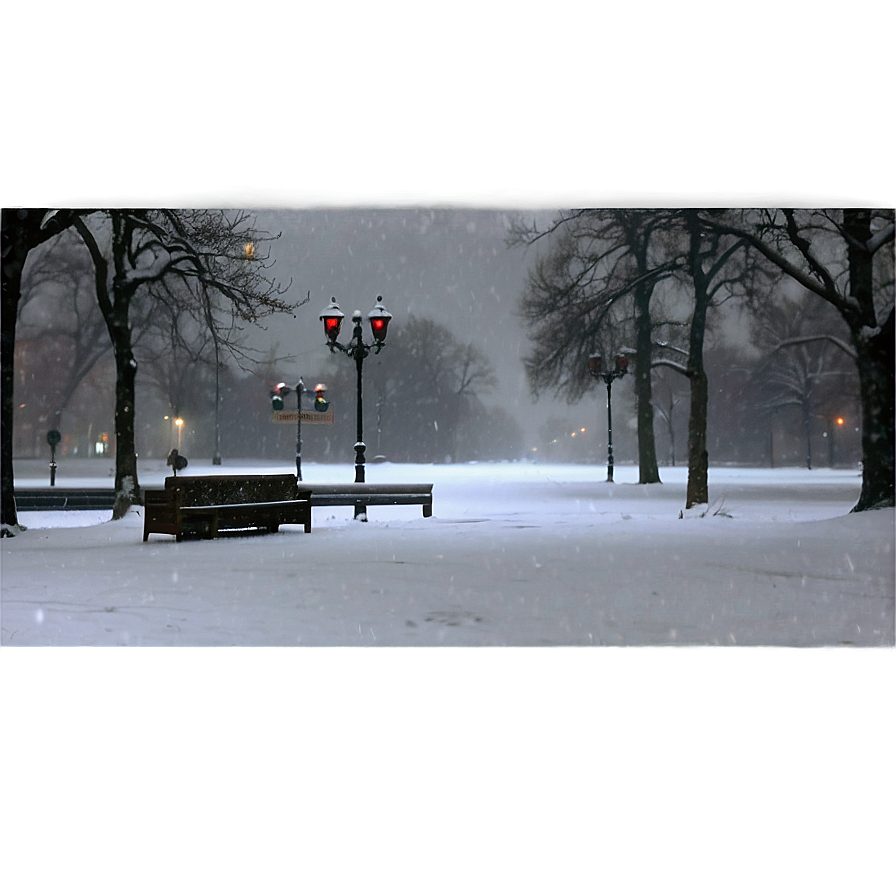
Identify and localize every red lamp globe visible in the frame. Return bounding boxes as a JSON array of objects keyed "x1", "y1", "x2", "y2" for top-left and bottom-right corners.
[
  {"x1": 367, "y1": 296, "x2": 393, "y2": 344},
  {"x1": 320, "y1": 298, "x2": 345, "y2": 343}
]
